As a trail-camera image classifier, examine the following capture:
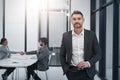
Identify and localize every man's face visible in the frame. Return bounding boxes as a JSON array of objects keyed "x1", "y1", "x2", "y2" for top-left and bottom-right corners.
[
  {"x1": 3, "y1": 40, "x2": 8, "y2": 46},
  {"x1": 71, "y1": 14, "x2": 84, "y2": 29},
  {"x1": 39, "y1": 41, "x2": 44, "y2": 48}
]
